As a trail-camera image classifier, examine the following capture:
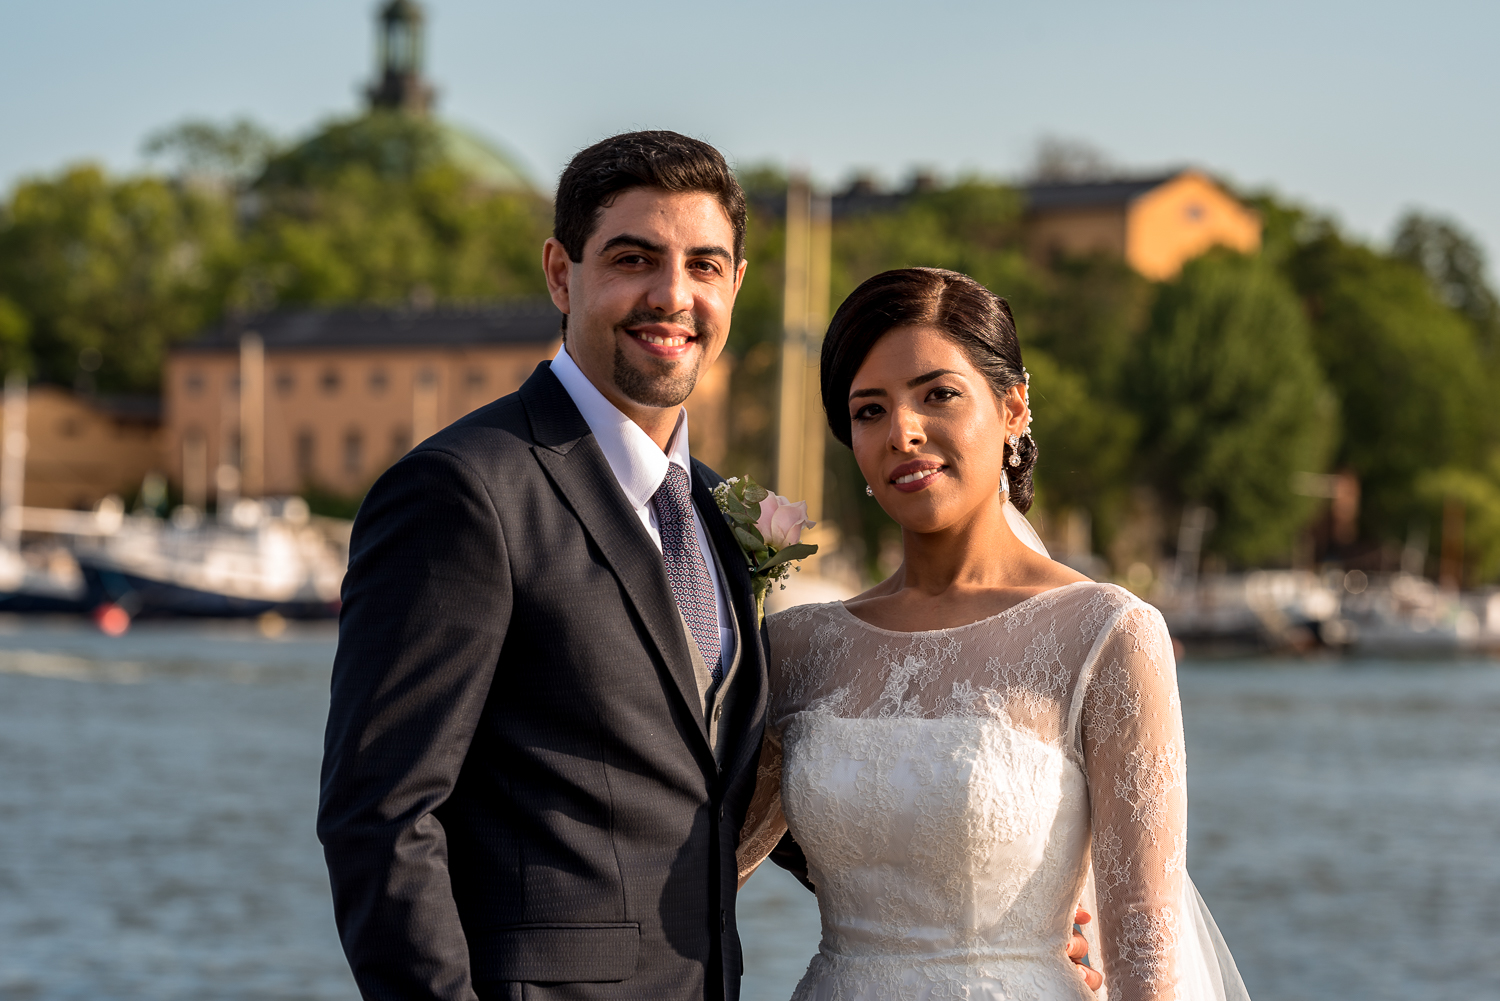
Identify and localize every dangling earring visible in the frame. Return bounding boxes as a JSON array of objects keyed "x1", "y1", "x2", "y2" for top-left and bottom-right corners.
[
  {"x1": 865, "y1": 485, "x2": 874, "y2": 497},
  {"x1": 1007, "y1": 433, "x2": 1021, "y2": 467},
  {"x1": 999, "y1": 469, "x2": 1010, "y2": 496}
]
